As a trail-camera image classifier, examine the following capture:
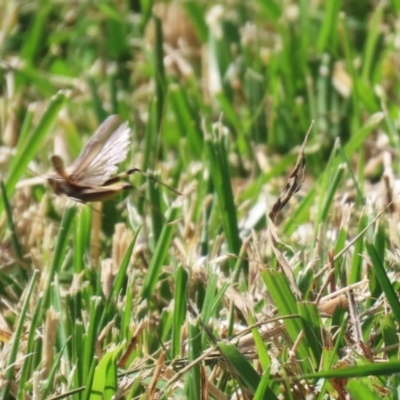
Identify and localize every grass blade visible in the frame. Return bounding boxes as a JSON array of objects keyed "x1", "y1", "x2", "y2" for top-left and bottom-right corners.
[
  {"x1": 140, "y1": 202, "x2": 181, "y2": 301},
  {"x1": 218, "y1": 343, "x2": 259, "y2": 392},
  {"x1": 3, "y1": 91, "x2": 67, "y2": 214},
  {"x1": 203, "y1": 120, "x2": 242, "y2": 267},
  {"x1": 172, "y1": 265, "x2": 188, "y2": 357},
  {"x1": 365, "y1": 242, "x2": 400, "y2": 326},
  {"x1": 41, "y1": 206, "x2": 76, "y2": 314},
  {"x1": 0, "y1": 180, "x2": 26, "y2": 281},
  {"x1": 1, "y1": 270, "x2": 38, "y2": 400},
  {"x1": 262, "y1": 270, "x2": 312, "y2": 373}
]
